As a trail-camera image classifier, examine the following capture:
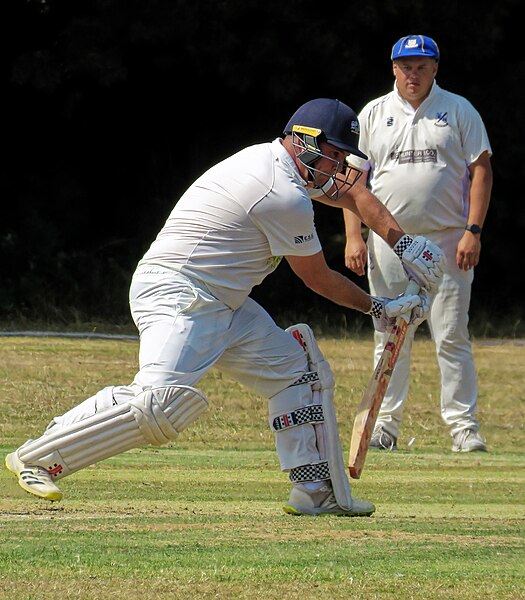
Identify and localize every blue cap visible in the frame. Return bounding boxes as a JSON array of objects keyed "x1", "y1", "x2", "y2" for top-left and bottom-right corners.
[
  {"x1": 391, "y1": 35, "x2": 440, "y2": 61},
  {"x1": 283, "y1": 98, "x2": 367, "y2": 159}
]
